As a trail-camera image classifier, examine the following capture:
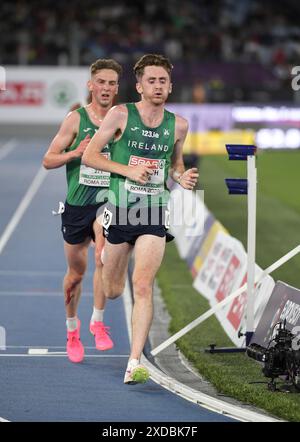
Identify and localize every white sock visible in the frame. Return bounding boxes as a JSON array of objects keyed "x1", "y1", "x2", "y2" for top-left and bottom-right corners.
[
  {"x1": 91, "y1": 307, "x2": 104, "y2": 323},
  {"x1": 66, "y1": 317, "x2": 77, "y2": 331},
  {"x1": 128, "y1": 358, "x2": 139, "y2": 368}
]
